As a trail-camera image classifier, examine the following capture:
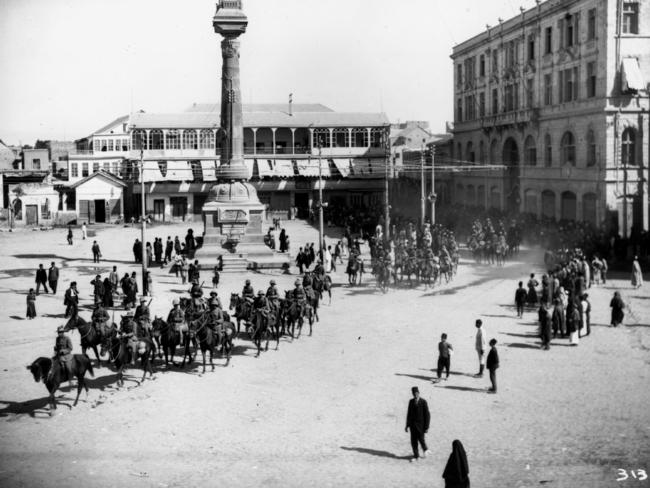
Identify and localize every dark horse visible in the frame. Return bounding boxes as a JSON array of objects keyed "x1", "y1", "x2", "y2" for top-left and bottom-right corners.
[
  {"x1": 27, "y1": 355, "x2": 94, "y2": 415},
  {"x1": 312, "y1": 274, "x2": 333, "y2": 304},
  {"x1": 64, "y1": 314, "x2": 115, "y2": 367},
  {"x1": 229, "y1": 293, "x2": 254, "y2": 336},
  {"x1": 151, "y1": 316, "x2": 183, "y2": 367},
  {"x1": 346, "y1": 257, "x2": 364, "y2": 286},
  {"x1": 101, "y1": 334, "x2": 156, "y2": 387},
  {"x1": 185, "y1": 313, "x2": 236, "y2": 372}
]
